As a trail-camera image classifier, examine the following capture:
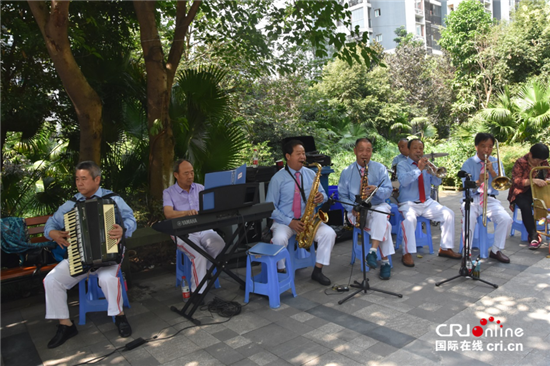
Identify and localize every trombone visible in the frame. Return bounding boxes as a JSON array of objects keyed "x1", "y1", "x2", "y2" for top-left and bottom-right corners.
[
  {"x1": 491, "y1": 139, "x2": 512, "y2": 191},
  {"x1": 482, "y1": 154, "x2": 489, "y2": 226}
]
